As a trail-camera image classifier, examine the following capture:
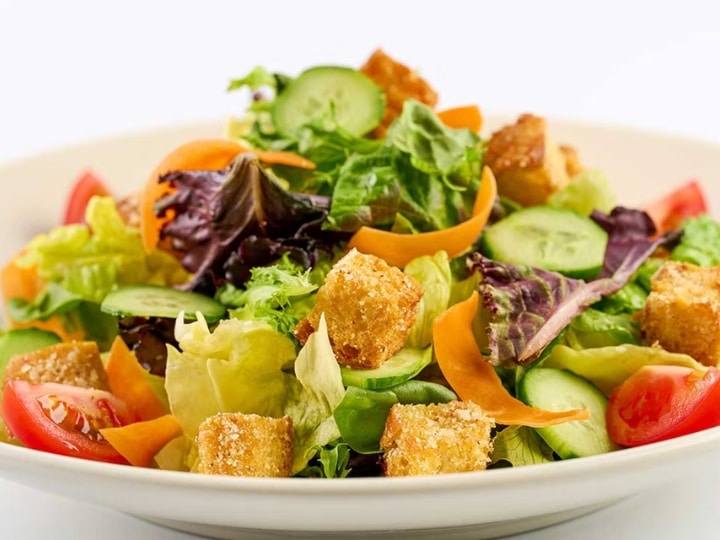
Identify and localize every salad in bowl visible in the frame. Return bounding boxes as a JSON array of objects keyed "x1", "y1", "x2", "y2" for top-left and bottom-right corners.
[{"x1": 0, "y1": 49, "x2": 717, "y2": 480}]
